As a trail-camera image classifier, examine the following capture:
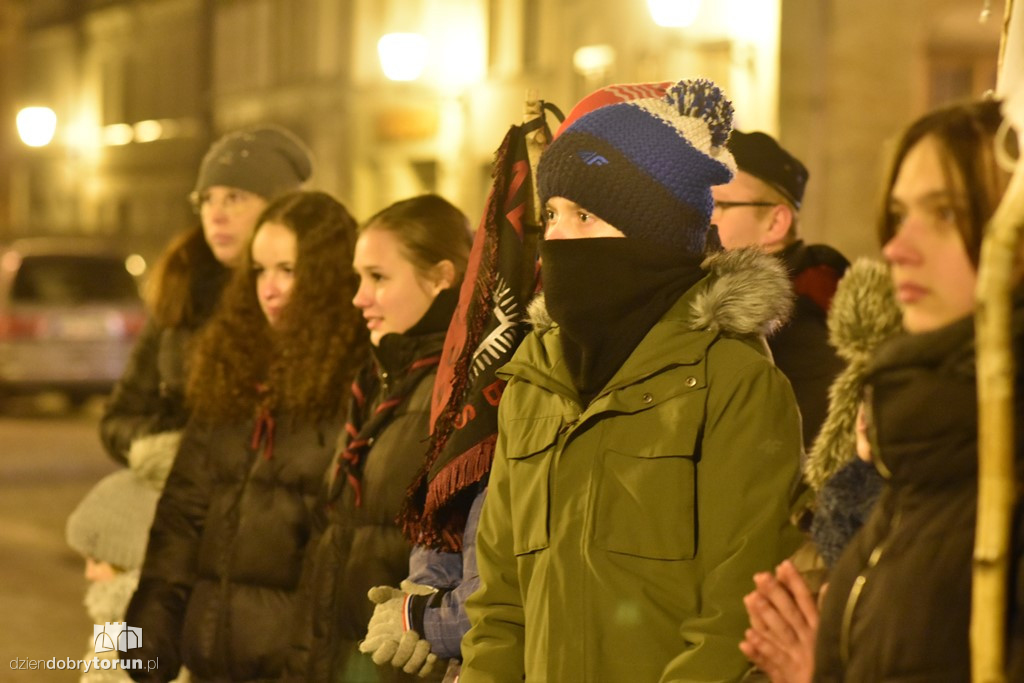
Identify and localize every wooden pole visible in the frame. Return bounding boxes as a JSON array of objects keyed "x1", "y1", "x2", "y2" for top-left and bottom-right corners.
[
  {"x1": 971, "y1": 99, "x2": 1024, "y2": 683},
  {"x1": 523, "y1": 88, "x2": 549, "y2": 228}
]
